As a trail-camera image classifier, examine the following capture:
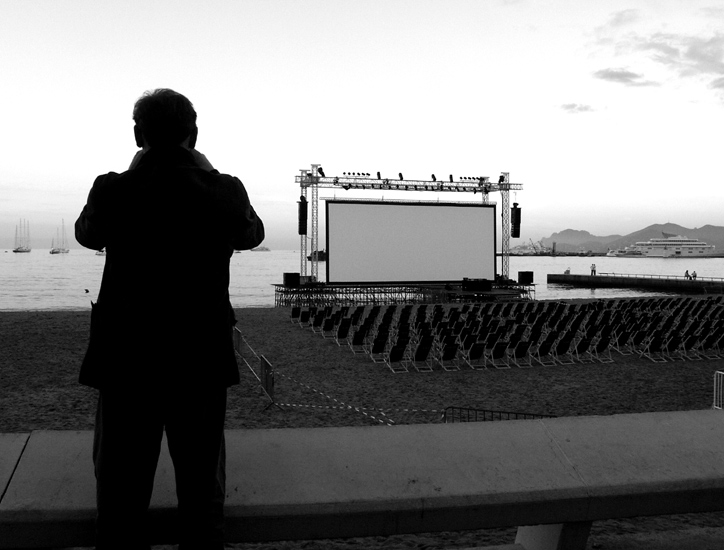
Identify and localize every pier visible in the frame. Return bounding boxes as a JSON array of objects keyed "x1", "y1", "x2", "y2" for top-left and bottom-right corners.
[{"x1": 547, "y1": 272, "x2": 724, "y2": 294}]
